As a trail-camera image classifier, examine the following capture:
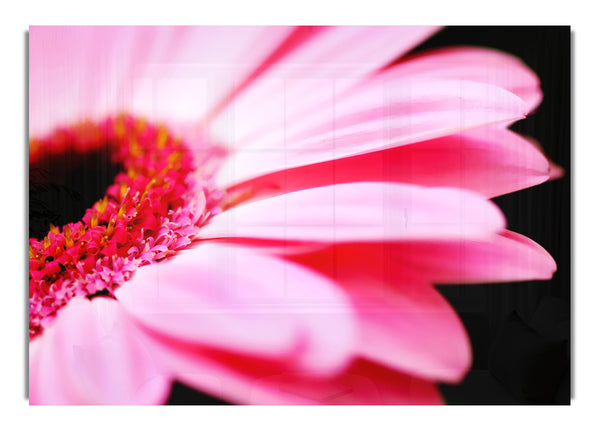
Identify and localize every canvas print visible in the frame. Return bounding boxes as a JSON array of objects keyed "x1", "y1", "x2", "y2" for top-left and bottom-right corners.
[{"x1": 28, "y1": 26, "x2": 570, "y2": 405}]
